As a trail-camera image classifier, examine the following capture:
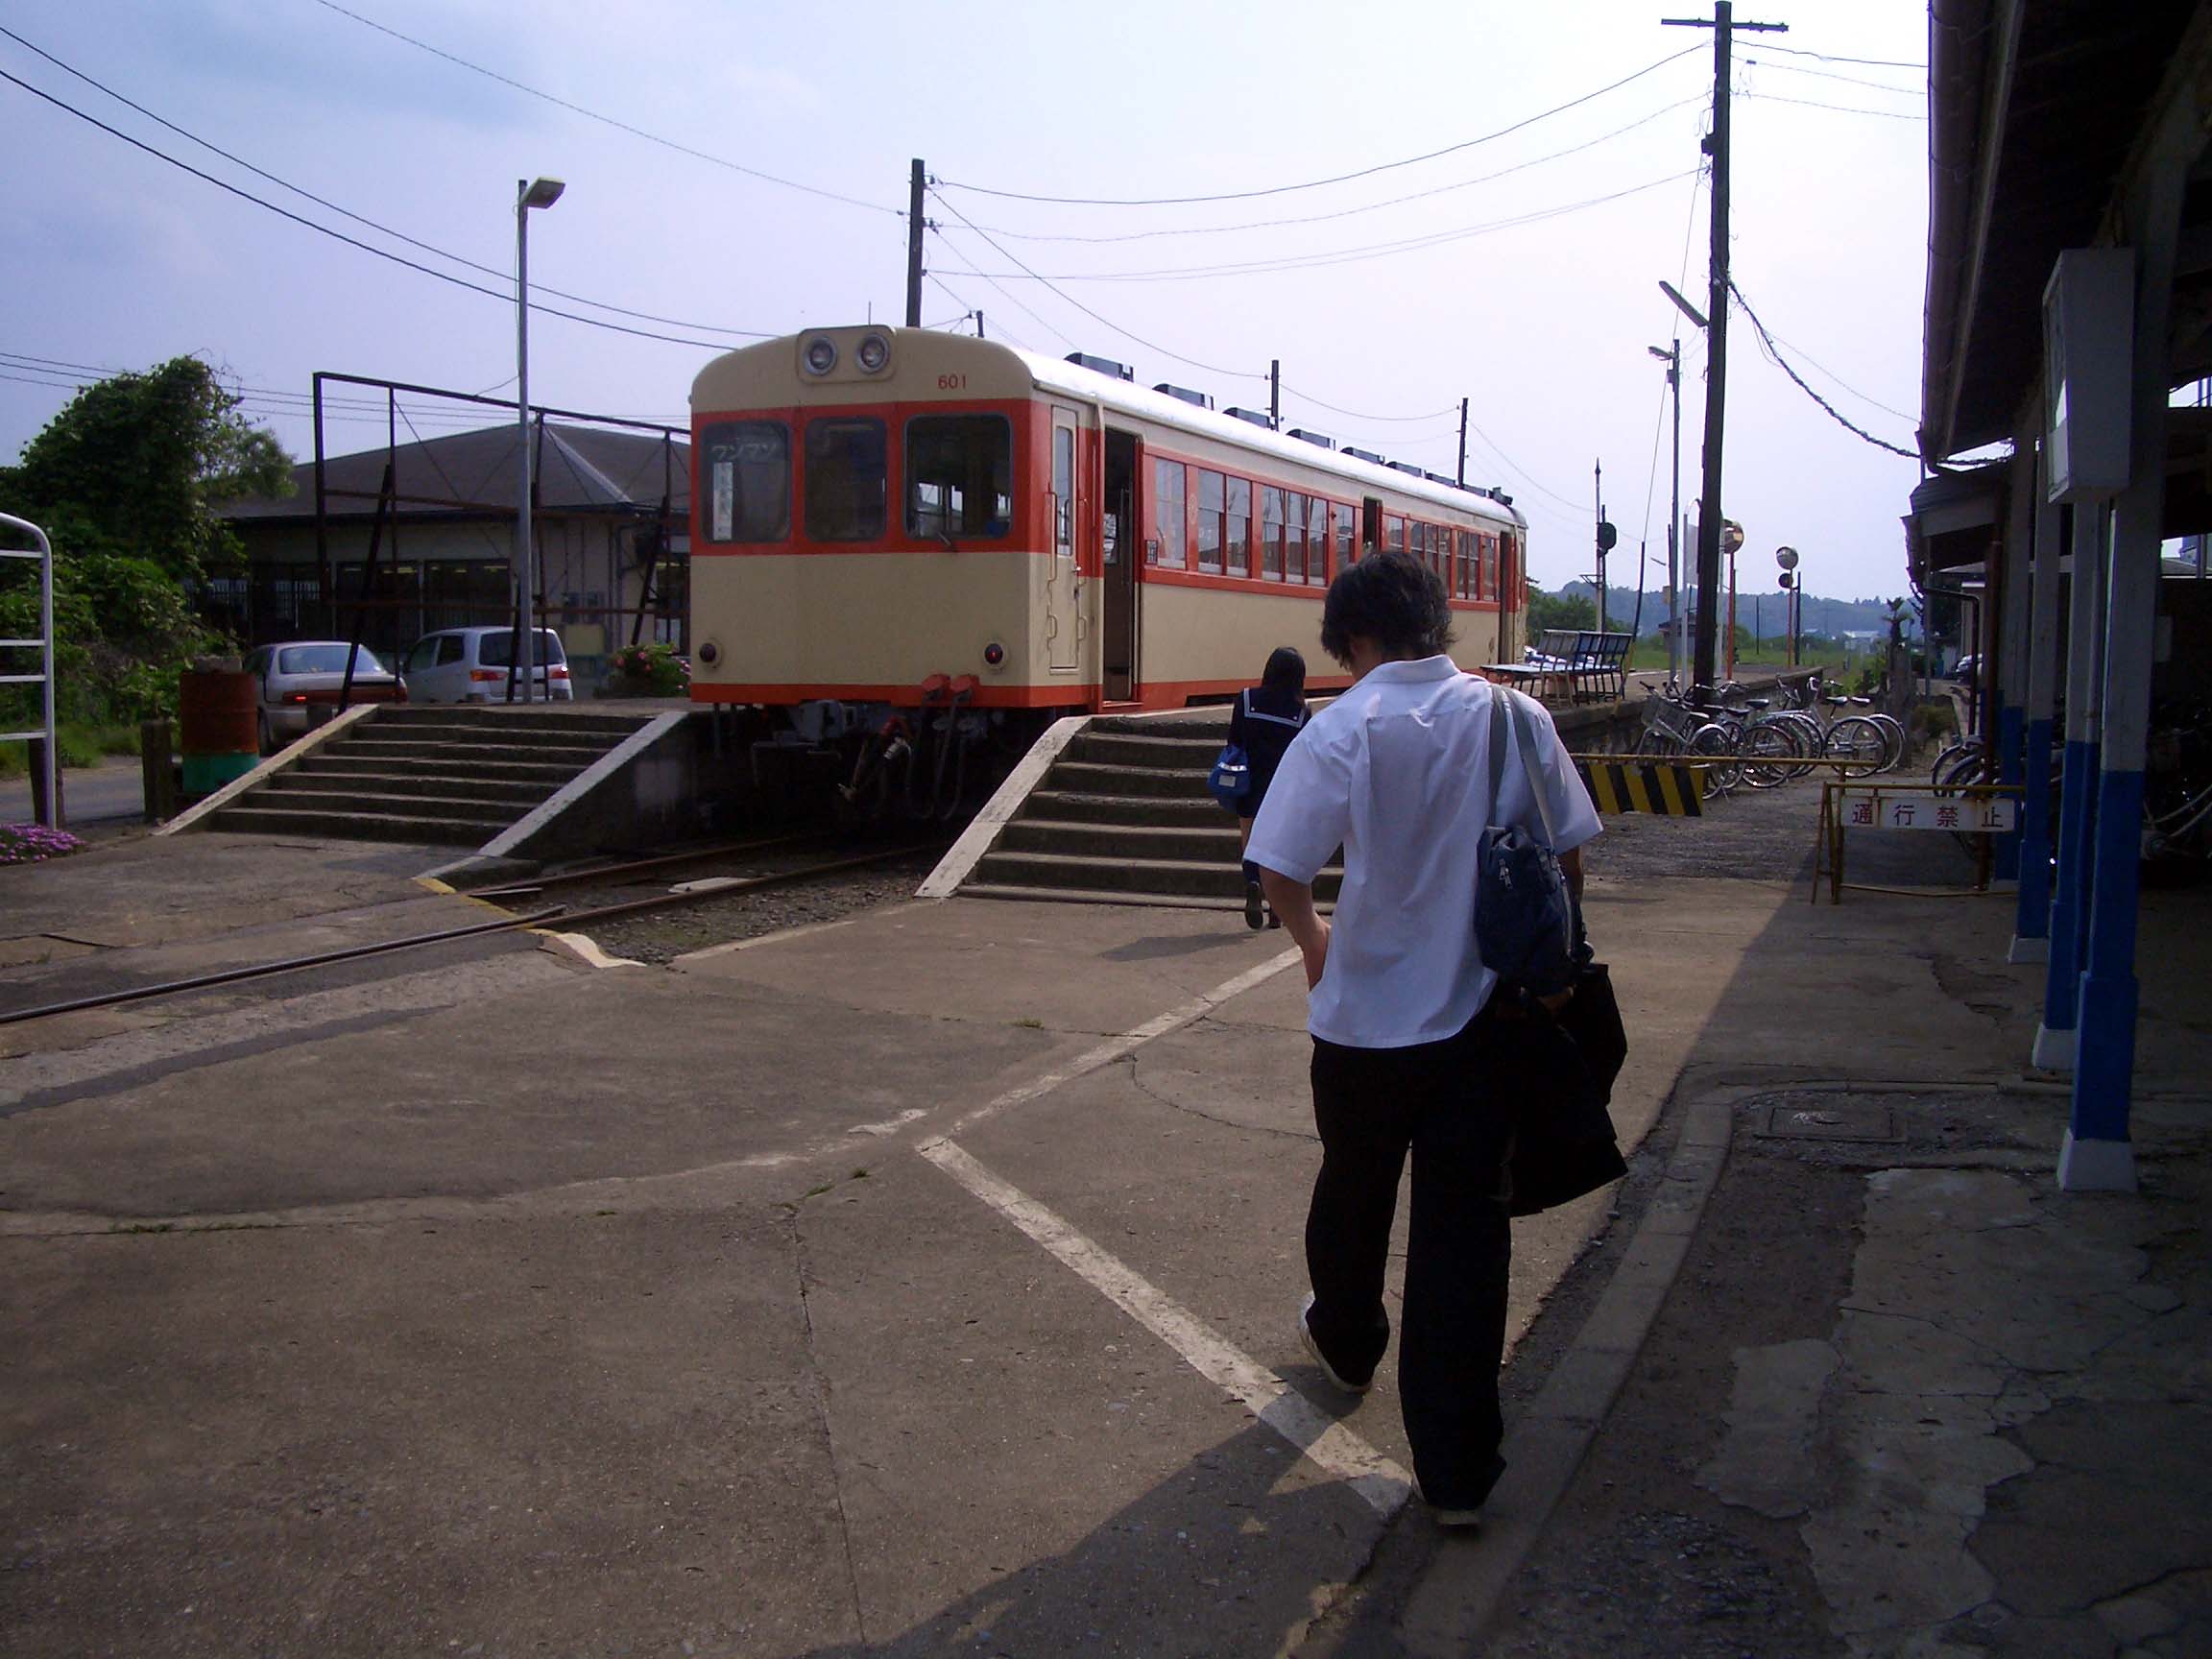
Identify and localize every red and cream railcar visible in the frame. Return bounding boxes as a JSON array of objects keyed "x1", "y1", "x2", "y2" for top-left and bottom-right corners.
[{"x1": 688, "y1": 325, "x2": 1527, "y2": 794}]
